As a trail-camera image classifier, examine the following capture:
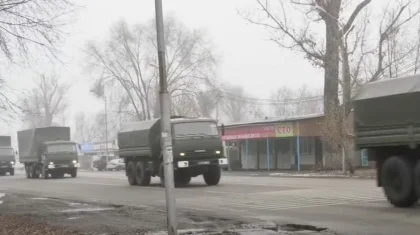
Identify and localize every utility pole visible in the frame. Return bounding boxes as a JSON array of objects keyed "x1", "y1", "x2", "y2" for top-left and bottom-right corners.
[
  {"x1": 155, "y1": 1, "x2": 177, "y2": 235},
  {"x1": 104, "y1": 94, "x2": 109, "y2": 164}
]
